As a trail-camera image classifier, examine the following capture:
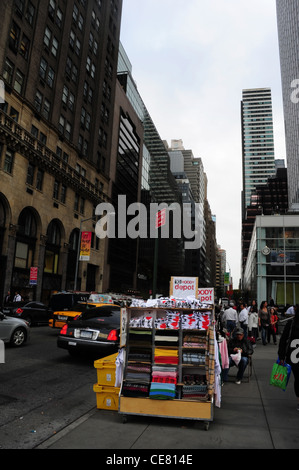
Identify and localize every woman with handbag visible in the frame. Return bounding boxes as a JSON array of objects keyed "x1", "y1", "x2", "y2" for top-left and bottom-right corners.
[
  {"x1": 258, "y1": 301, "x2": 270, "y2": 345},
  {"x1": 278, "y1": 305, "x2": 299, "y2": 411}
]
